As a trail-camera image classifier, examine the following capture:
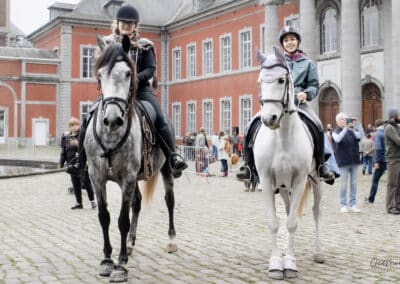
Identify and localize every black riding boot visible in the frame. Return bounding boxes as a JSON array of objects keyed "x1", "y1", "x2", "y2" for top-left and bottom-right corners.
[
  {"x1": 236, "y1": 115, "x2": 261, "y2": 181},
  {"x1": 236, "y1": 140, "x2": 253, "y2": 181},
  {"x1": 316, "y1": 131, "x2": 335, "y2": 181},
  {"x1": 66, "y1": 117, "x2": 88, "y2": 176},
  {"x1": 158, "y1": 124, "x2": 188, "y2": 177}
]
